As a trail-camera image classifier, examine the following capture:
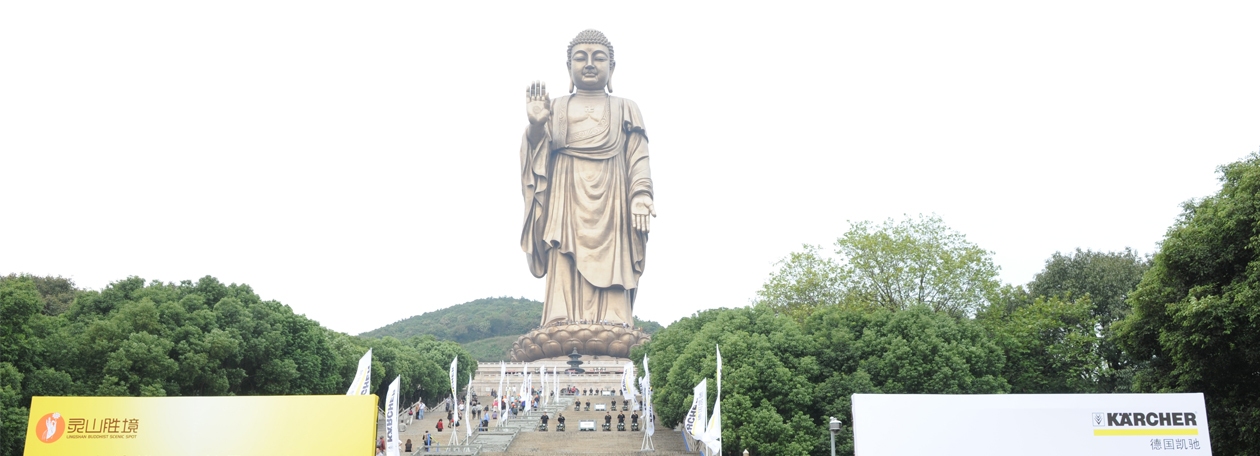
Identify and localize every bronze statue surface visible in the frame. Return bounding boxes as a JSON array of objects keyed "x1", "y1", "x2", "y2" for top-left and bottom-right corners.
[{"x1": 513, "y1": 30, "x2": 654, "y2": 361}]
